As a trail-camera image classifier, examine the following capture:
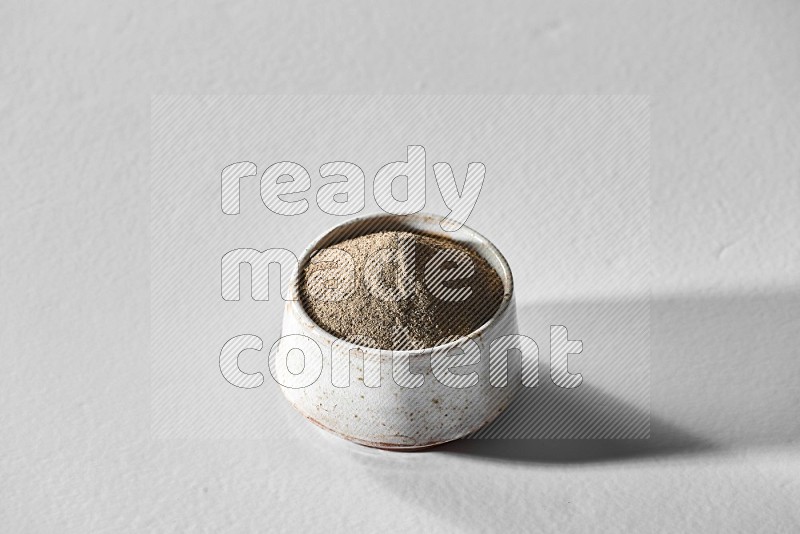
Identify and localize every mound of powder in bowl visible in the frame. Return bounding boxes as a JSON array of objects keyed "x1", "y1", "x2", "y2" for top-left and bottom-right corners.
[{"x1": 299, "y1": 230, "x2": 505, "y2": 350}]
